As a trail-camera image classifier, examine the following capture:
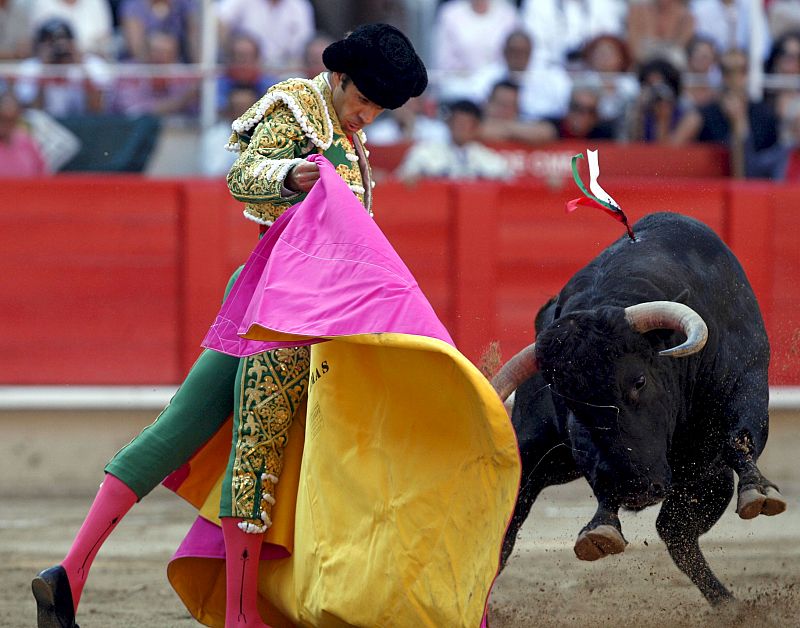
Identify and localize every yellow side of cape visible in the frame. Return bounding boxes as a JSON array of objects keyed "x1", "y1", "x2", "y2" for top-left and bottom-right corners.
[{"x1": 168, "y1": 332, "x2": 520, "y2": 628}]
